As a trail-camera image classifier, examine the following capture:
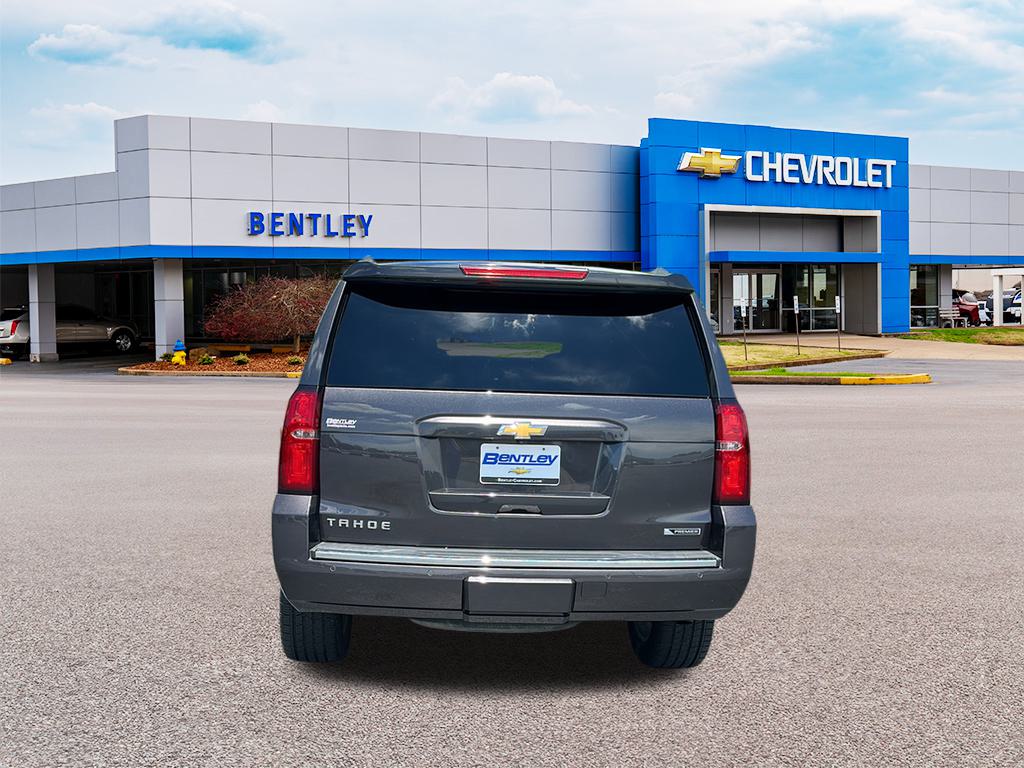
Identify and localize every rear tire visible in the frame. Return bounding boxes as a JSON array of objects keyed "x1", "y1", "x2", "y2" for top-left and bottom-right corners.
[
  {"x1": 628, "y1": 619, "x2": 715, "y2": 669},
  {"x1": 279, "y1": 591, "x2": 352, "y2": 663}
]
